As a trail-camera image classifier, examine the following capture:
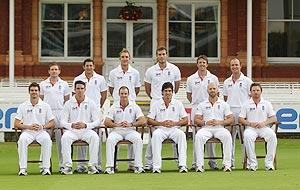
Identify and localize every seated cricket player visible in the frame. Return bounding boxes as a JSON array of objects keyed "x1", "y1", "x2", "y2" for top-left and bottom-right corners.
[
  {"x1": 104, "y1": 86, "x2": 146, "y2": 174},
  {"x1": 148, "y1": 82, "x2": 188, "y2": 173},
  {"x1": 14, "y1": 82, "x2": 54, "y2": 176},
  {"x1": 194, "y1": 82, "x2": 233, "y2": 172},
  {"x1": 60, "y1": 80, "x2": 101, "y2": 175}
]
